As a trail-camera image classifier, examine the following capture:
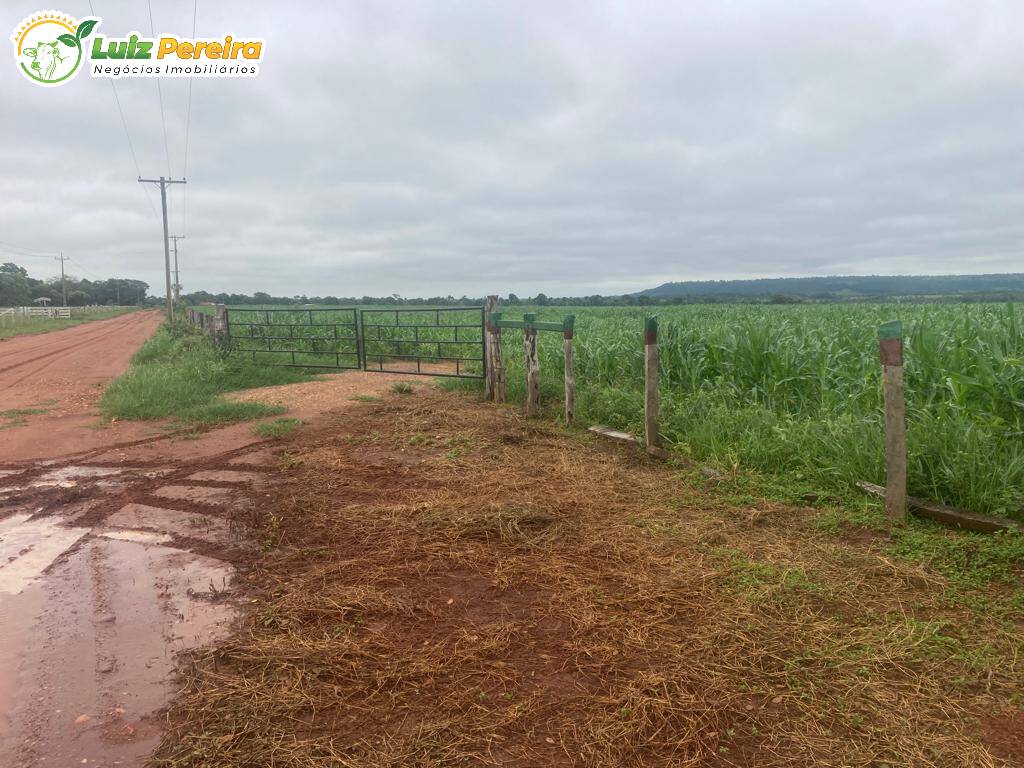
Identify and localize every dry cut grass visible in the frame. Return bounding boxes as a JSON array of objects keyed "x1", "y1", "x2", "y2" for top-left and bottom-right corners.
[{"x1": 152, "y1": 389, "x2": 1023, "y2": 767}]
